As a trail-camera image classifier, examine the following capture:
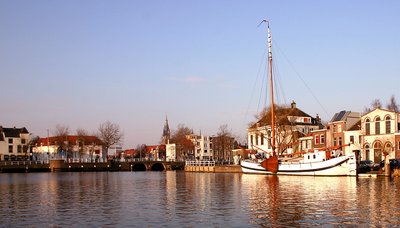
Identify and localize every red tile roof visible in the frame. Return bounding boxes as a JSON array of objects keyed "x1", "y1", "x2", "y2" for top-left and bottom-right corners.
[{"x1": 37, "y1": 135, "x2": 102, "y2": 145}]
